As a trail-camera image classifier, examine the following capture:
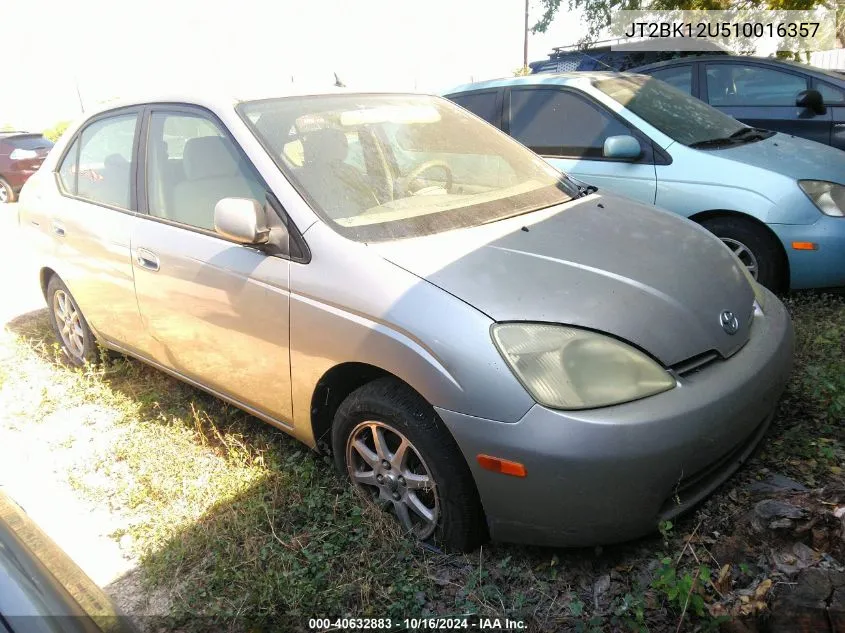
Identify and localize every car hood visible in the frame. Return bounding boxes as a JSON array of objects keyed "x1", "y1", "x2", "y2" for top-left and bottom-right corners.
[
  {"x1": 371, "y1": 193, "x2": 755, "y2": 367},
  {"x1": 709, "y1": 132, "x2": 845, "y2": 183}
]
